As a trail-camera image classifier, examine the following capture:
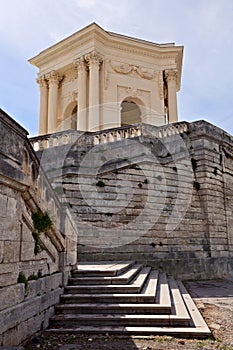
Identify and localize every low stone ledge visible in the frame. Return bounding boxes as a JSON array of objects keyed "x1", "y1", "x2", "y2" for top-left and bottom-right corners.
[{"x1": 0, "y1": 287, "x2": 62, "y2": 336}]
